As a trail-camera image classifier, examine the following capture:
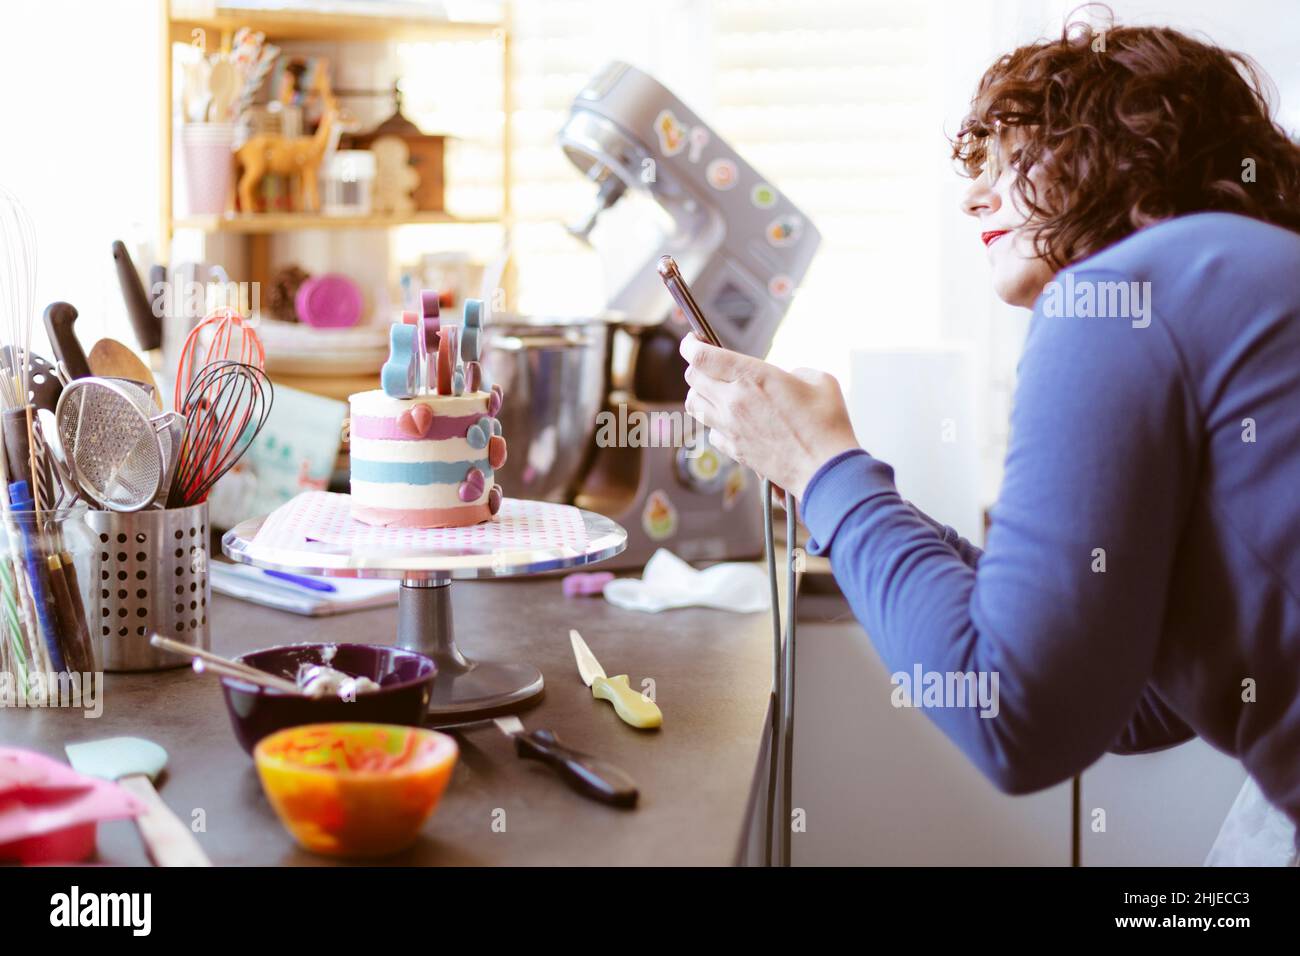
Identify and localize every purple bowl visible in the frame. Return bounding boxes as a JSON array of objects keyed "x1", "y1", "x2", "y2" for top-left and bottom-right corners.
[{"x1": 220, "y1": 643, "x2": 436, "y2": 755}]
